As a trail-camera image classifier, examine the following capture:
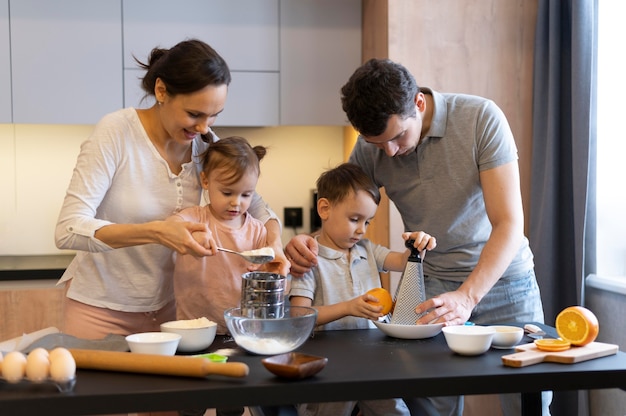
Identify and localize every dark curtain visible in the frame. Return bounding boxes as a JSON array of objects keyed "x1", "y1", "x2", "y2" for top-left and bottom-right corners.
[{"x1": 529, "y1": 1, "x2": 598, "y2": 415}]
